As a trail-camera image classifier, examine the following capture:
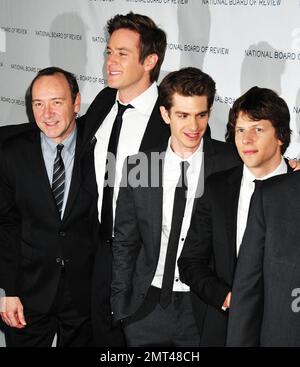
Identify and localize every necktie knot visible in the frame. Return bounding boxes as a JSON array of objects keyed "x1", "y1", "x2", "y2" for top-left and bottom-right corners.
[
  {"x1": 116, "y1": 101, "x2": 133, "y2": 119},
  {"x1": 253, "y1": 179, "x2": 263, "y2": 188},
  {"x1": 178, "y1": 161, "x2": 190, "y2": 190},
  {"x1": 56, "y1": 144, "x2": 64, "y2": 155}
]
